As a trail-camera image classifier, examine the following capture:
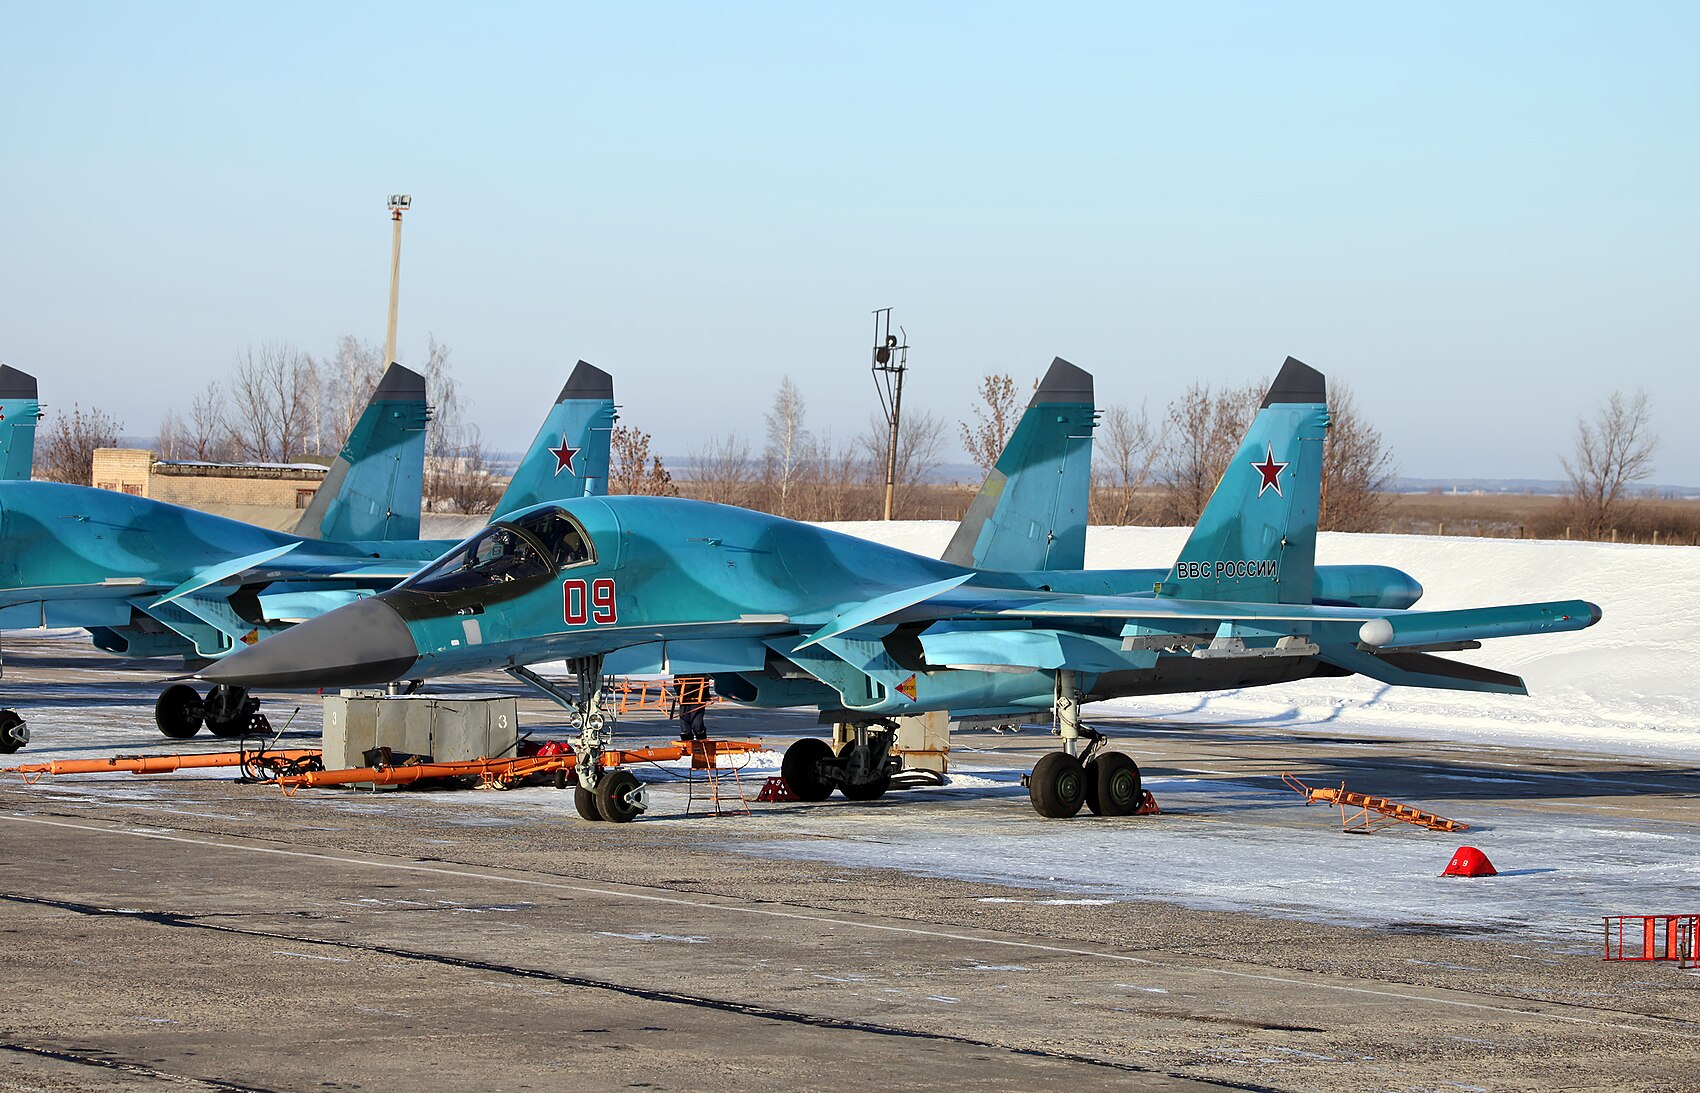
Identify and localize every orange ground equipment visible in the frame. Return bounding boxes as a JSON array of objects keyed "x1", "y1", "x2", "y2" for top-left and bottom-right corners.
[
  {"x1": 3, "y1": 747, "x2": 323, "y2": 784},
  {"x1": 685, "y1": 739, "x2": 750, "y2": 817},
  {"x1": 1603, "y1": 915, "x2": 1700, "y2": 968},
  {"x1": 268, "y1": 738, "x2": 764, "y2": 793},
  {"x1": 756, "y1": 776, "x2": 796, "y2": 802},
  {"x1": 609, "y1": 676, "x2": 720, "y2": 717},
  {"x1": 1281, "y1": 773, "x2": 1469, "y2": 834},
  {"x1": 1441, "y1": 845, "x2": 1497, "y2": 877}
]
